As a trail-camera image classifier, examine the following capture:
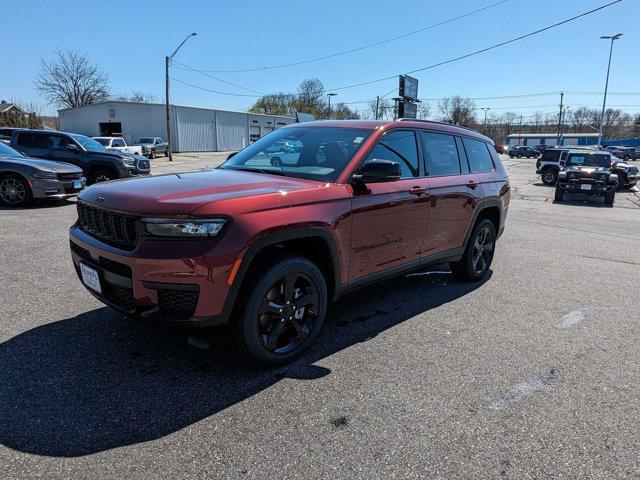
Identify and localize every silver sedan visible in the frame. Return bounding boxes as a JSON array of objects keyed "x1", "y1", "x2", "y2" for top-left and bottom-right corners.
[{"x1": 0, "y1": 142, "x2": 85, "y2": 206}]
